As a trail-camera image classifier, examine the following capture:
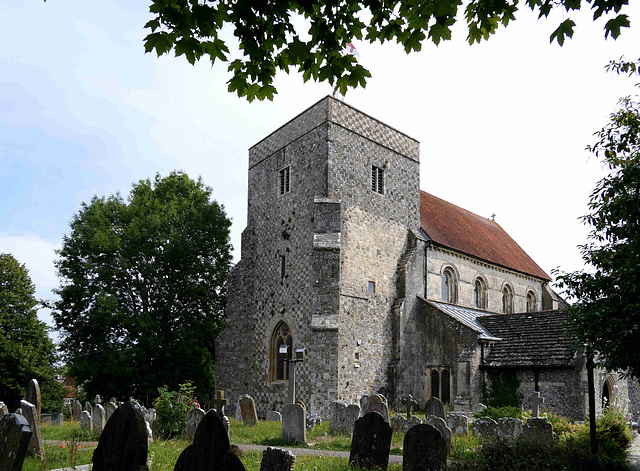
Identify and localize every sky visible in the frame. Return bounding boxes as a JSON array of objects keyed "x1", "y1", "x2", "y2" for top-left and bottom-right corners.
[{"x1": 1, "y1": 1, "x2": 639, "y2": 336}]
